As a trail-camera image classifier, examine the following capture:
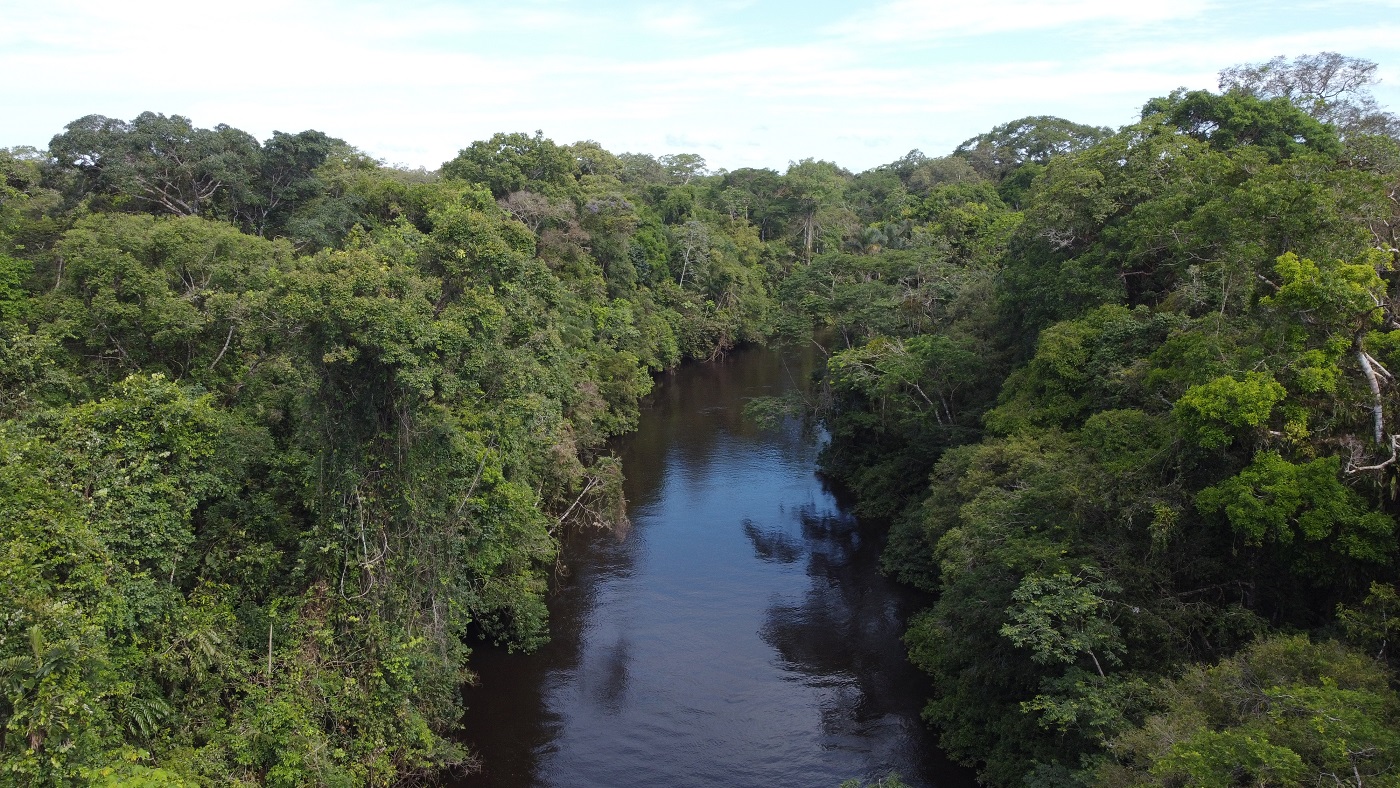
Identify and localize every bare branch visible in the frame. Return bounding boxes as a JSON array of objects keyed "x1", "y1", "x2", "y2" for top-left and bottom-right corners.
[
  {"x1": 1358, "y1": 349, "x2": 1387, "y2": 445},
  {"x1": 209, "y1": 325, "x2": 235, "y2": 370}
]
